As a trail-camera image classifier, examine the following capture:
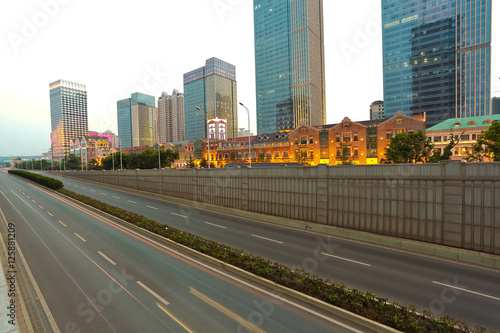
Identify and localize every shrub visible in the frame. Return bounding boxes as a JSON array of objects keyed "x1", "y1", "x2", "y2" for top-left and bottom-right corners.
[{"x1": 8, "y1": 170, "x2": 63, "y2": 190}]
